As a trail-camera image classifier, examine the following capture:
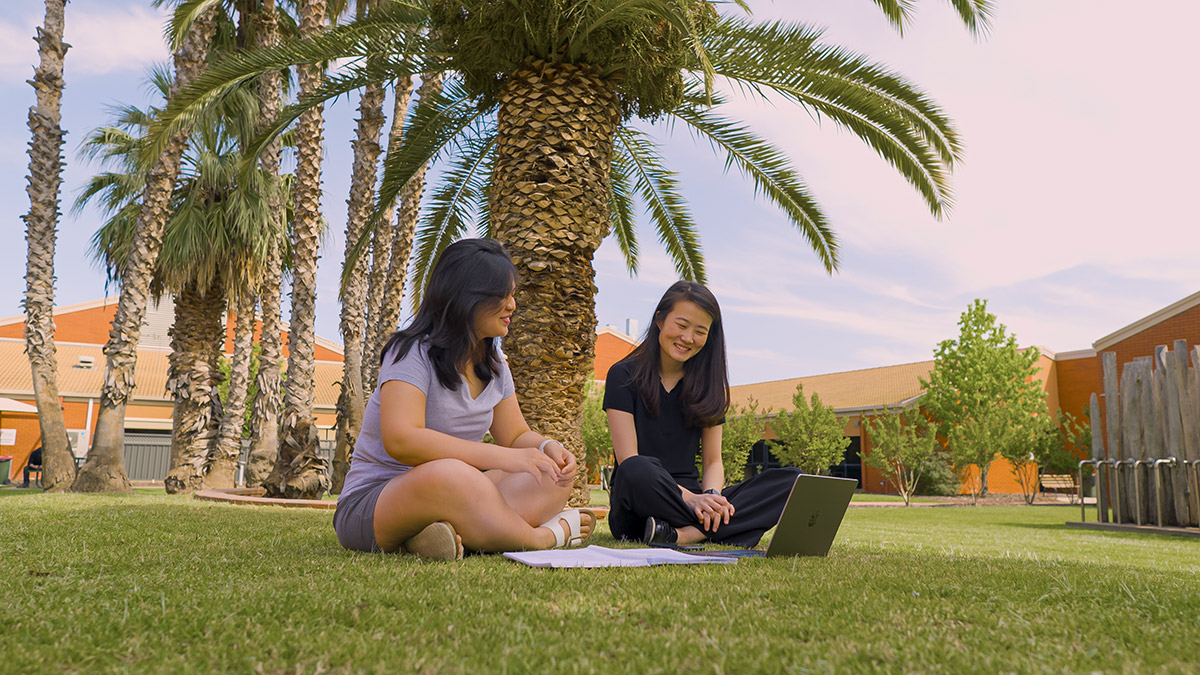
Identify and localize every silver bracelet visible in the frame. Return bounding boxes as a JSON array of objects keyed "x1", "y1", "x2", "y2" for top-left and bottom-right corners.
[{"x1": 538, "y1": 438, "x2": 558, "y2": 454}]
